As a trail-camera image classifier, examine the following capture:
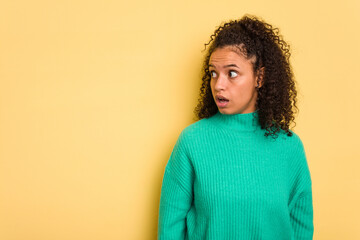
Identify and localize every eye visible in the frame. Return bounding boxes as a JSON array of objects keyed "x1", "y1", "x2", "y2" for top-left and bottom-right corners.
[
  {"x1": 229, "y1": 70, "x2": 238, "y2": 78},
  {"x1": 210, "y1": 70, "x2": 217, "y2": 78}
]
